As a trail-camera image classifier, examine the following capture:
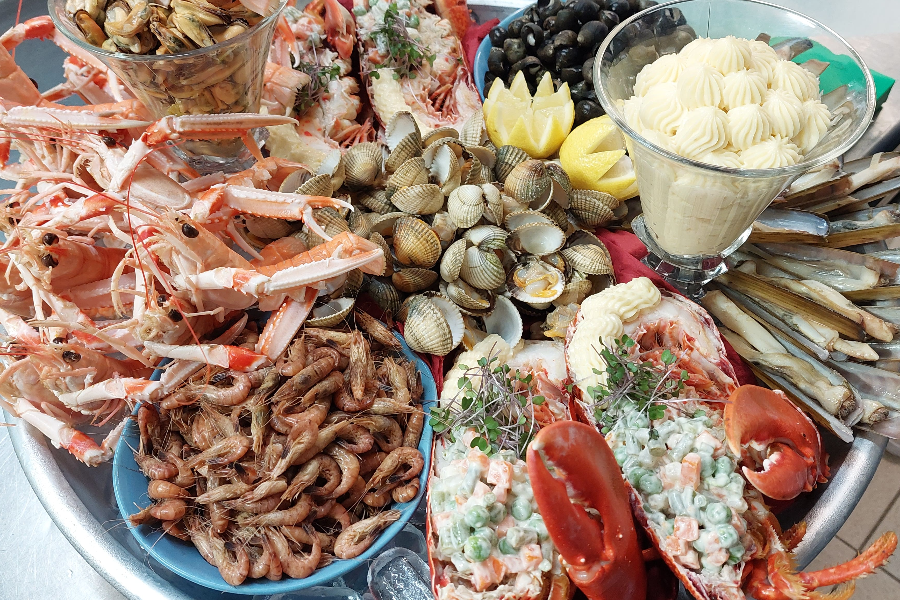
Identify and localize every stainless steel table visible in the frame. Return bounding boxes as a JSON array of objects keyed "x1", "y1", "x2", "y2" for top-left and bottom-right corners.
[{"x1": 1, "y1": 1, "x2": 899, "y2": 599}]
